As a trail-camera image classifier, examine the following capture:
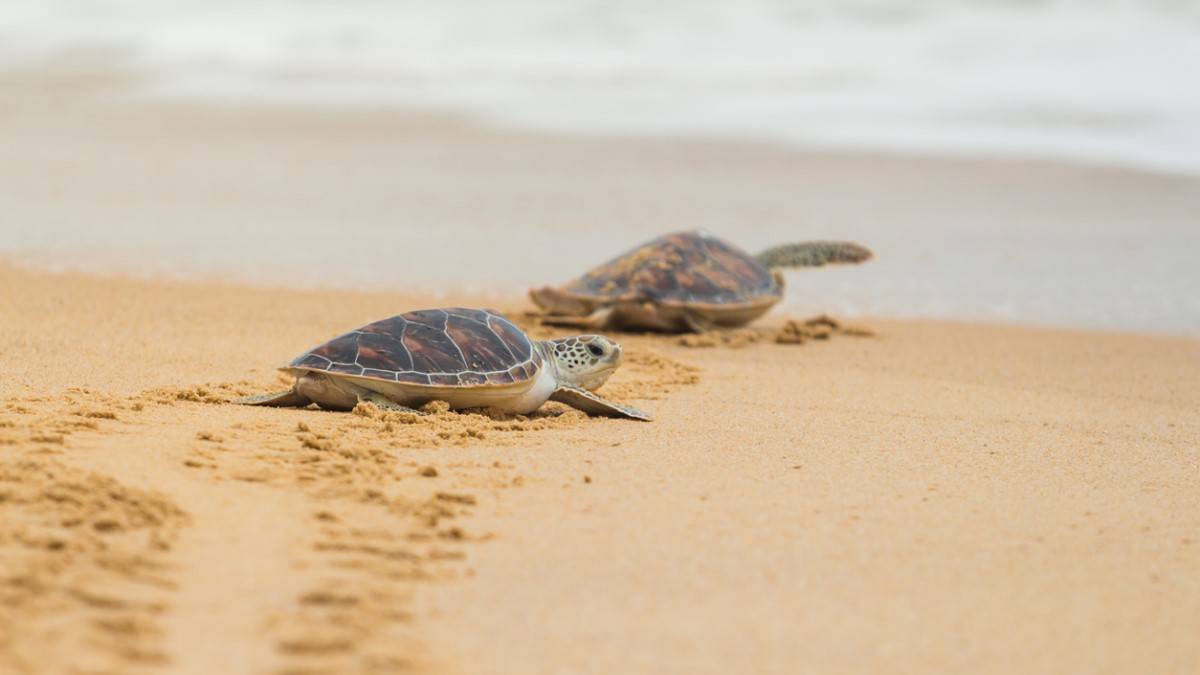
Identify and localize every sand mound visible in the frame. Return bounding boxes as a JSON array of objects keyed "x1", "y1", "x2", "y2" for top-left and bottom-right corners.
[{"x1": 603, "y1": 349, "x2": 699, "y2": 400}]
